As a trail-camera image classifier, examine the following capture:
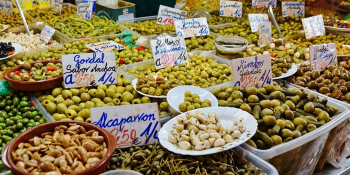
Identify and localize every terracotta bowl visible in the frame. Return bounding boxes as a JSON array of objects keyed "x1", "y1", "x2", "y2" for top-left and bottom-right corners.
[
  {"x1": 3, "y1": 60, "x2": 63, "y2": 91},
  {"x1": 2, "y1": 121, "x2": 117, "y2": 175}
]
